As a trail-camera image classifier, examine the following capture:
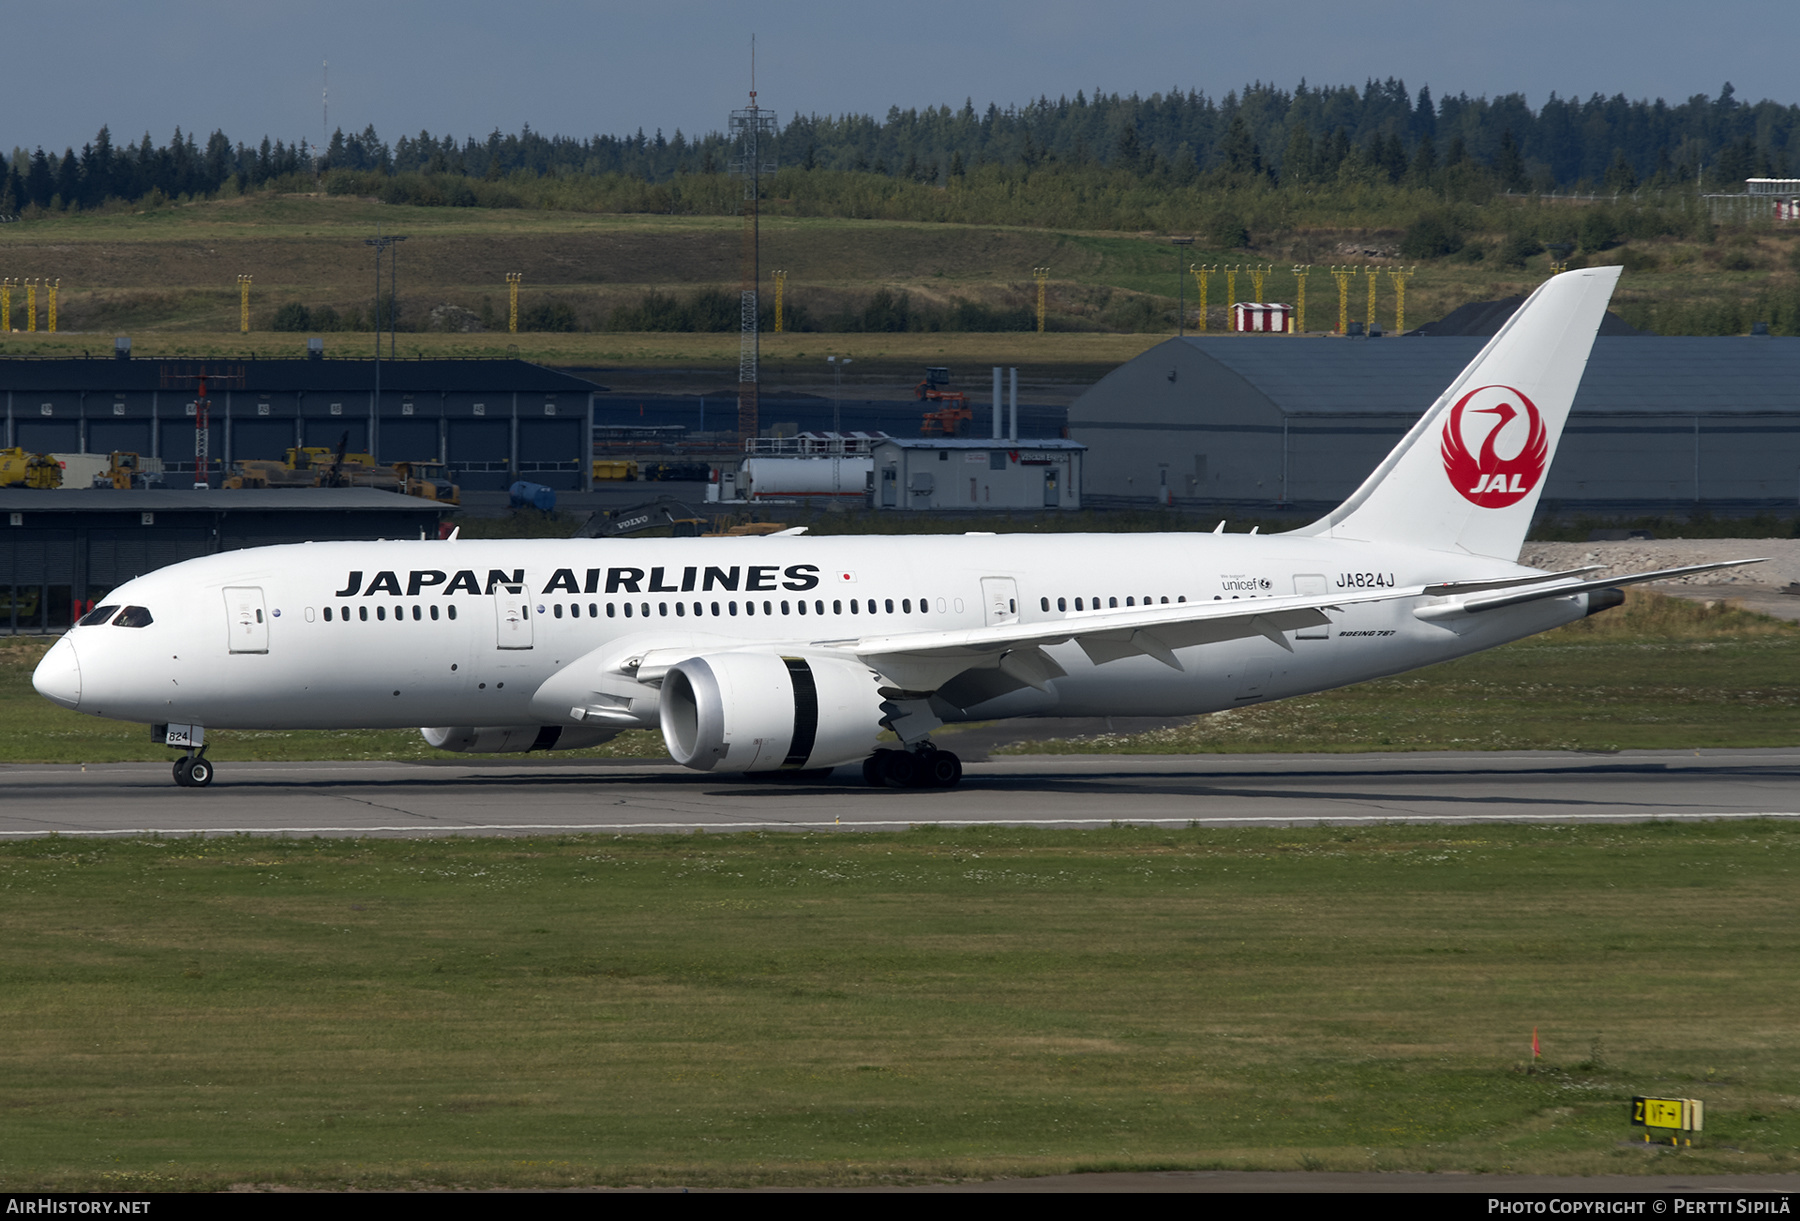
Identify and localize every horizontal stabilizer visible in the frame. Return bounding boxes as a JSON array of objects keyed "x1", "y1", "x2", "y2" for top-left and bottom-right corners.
[
  {"x1": 1422, "y1": 566, "x2": 1603, "y2": 596},
  {"x1": 1414, "y1": 560, "x2": 1764, "y2": 621}
]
